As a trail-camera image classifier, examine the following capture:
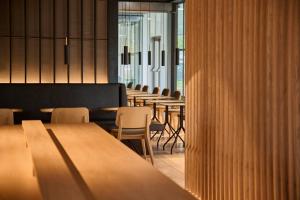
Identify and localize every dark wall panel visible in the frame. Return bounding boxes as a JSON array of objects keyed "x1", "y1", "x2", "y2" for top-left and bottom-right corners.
[
  {"x1": 55, "y1": 0, "x2": 66, "y2": 38},
  {"x1": 27, "y1": 0, "x2": 39, "y2": 37},
  {"x1": 0, "y1": 0, "x2": 9, "y2": 36},
  {"x1": 11, "y1": 0, "x2": 25, "y2": 37}
]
